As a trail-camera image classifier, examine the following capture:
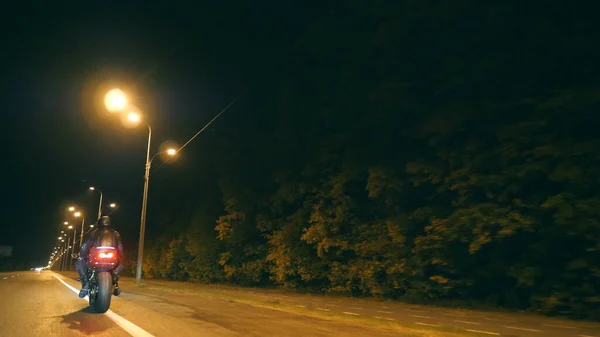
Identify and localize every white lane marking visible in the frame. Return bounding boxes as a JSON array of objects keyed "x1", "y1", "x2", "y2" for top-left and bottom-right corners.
[
  {"x1": 295, "y1": 305, "x2": 305, "y2": 308},
  {"x1": 455, "y1": 320, "x2": 482, "y2": 325},
  {"x1": 343, "y1": 312, "x2": 360, "y2": 316},
  {"x1": 485, "y1": 317, "x2": 516, "y2": 322},
  {"x1": 105, "y1": 311, "x2": 156, "y2": 337},
  {"x1": 504, "y1": 326, "x2": 541, "y2": 332},
  {"x1": 316, "y1": 308, "x2": 330, "y2": 312},
  {"x1": 410, "y1": 314, "x2": 432, "y2": 319},
  {"x1": 350, "y1": 307, "x2": 363, "y2": 310},
  {"x1": 374, "y1": 316, "x2": 395, "y2": 321},
  {"x1": 2, "y1": 277, "x2": 7, "y2": 280},
  {"x1": 416, "y1": 322, "x2": 440, "y2": 327},
  {"x1": 542, "y1": 324, "x2": 576, "y2": 329},
  {"x1": 465, "y1": 329, "x2": 500, "y2": 335},
  {"x1": 52, "y1": 273, "x2": 155, "y2": 337},
  {"x1": 10, "y1": 276, "x2": 14, "y2": 278},
  {"x1": 377, "y1": 310, "x2": 393, "y2": 314},
  {"x1": 380, "y1": 305, "x2": 390, "y2": 309}
]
